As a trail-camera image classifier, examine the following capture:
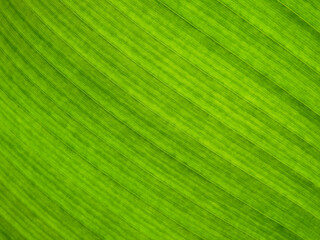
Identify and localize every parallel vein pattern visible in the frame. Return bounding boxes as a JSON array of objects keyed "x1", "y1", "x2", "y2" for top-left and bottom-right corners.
[{"x1": 0, "y1": 0, "x2": 320, "y2": 239}]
